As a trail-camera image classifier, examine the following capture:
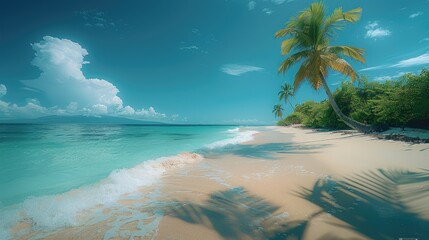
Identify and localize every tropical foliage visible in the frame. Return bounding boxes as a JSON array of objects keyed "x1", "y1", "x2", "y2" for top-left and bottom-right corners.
[
  {"x1": 278, "y1": 83, "x2": 295, "y2": 110},
  {"x1": 272, "y1": 104, "x2": 284, "y2": 119},
  {"x1": 276, "y1": 2, "x2": 372, "y2": 132},
  {"x1": 278, "y1": 69, "x2": 429, "y2": 130}
]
